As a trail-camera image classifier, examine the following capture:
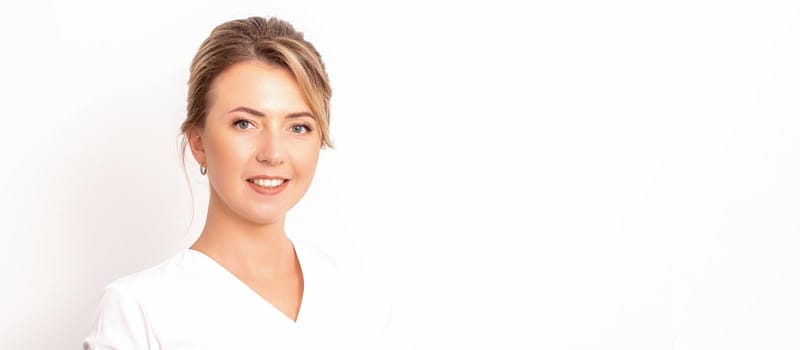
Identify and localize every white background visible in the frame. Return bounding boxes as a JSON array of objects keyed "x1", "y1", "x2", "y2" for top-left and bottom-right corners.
[{"x1": 1, "y1": 0, "x2": 799, "y2": 349}]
